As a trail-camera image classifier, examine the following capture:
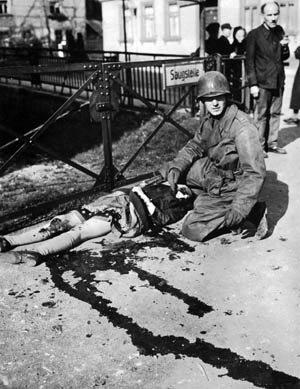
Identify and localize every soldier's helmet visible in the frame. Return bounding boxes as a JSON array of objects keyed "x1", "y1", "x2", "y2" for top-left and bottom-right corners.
[{"x1": 197, "y1": 71, "x2": 231, "y2": 99}]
